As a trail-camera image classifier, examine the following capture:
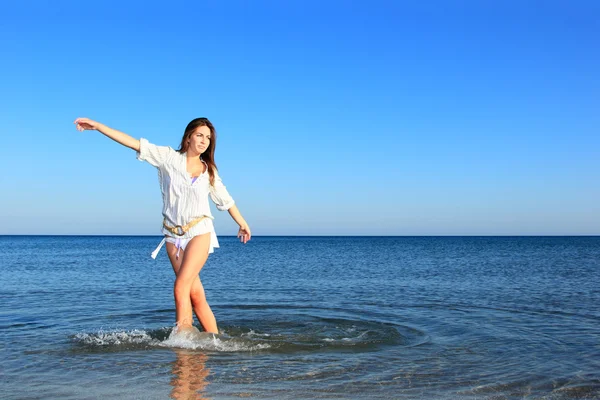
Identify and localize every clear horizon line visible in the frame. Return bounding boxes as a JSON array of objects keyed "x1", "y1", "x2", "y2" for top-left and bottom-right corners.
[{"x1": 1, "y1": 234, "x2": 599, "y2": 237}]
